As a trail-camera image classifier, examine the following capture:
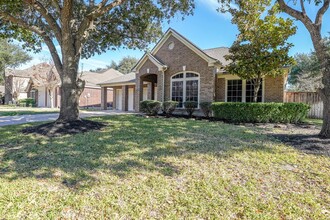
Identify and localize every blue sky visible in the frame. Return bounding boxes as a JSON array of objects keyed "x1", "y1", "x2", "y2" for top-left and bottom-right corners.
[{"x1": 20, "y1": 0, "x2": 330, "y2": 71}]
